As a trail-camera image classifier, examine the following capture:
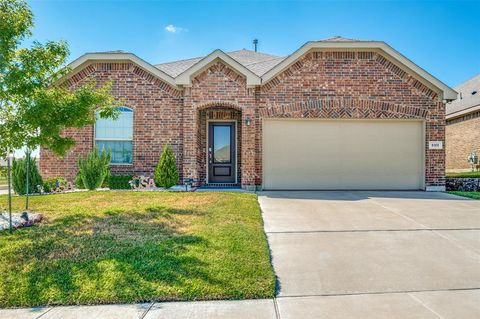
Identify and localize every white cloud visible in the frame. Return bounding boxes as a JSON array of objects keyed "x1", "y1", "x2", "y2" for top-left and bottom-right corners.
[{"x1": 165, "y1": 24, "x2": 186, "y2": 33}]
